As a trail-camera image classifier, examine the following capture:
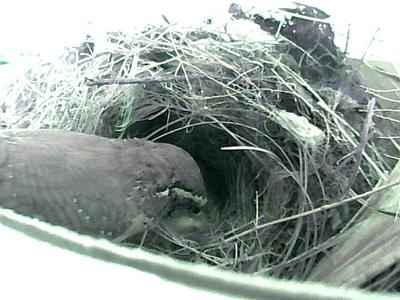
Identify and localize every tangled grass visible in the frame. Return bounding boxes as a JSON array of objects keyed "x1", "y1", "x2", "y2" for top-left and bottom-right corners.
[{"x1": 2, "y1": 11, "x2": 399, "y2": 288}]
